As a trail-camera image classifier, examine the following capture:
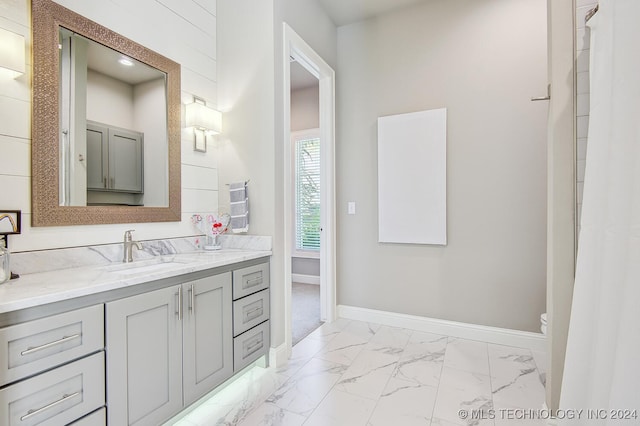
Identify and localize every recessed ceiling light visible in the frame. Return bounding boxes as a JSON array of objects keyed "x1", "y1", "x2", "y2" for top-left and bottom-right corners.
[{"x1": 118, "y1": 57, "x2": 134, "y2": 66}]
